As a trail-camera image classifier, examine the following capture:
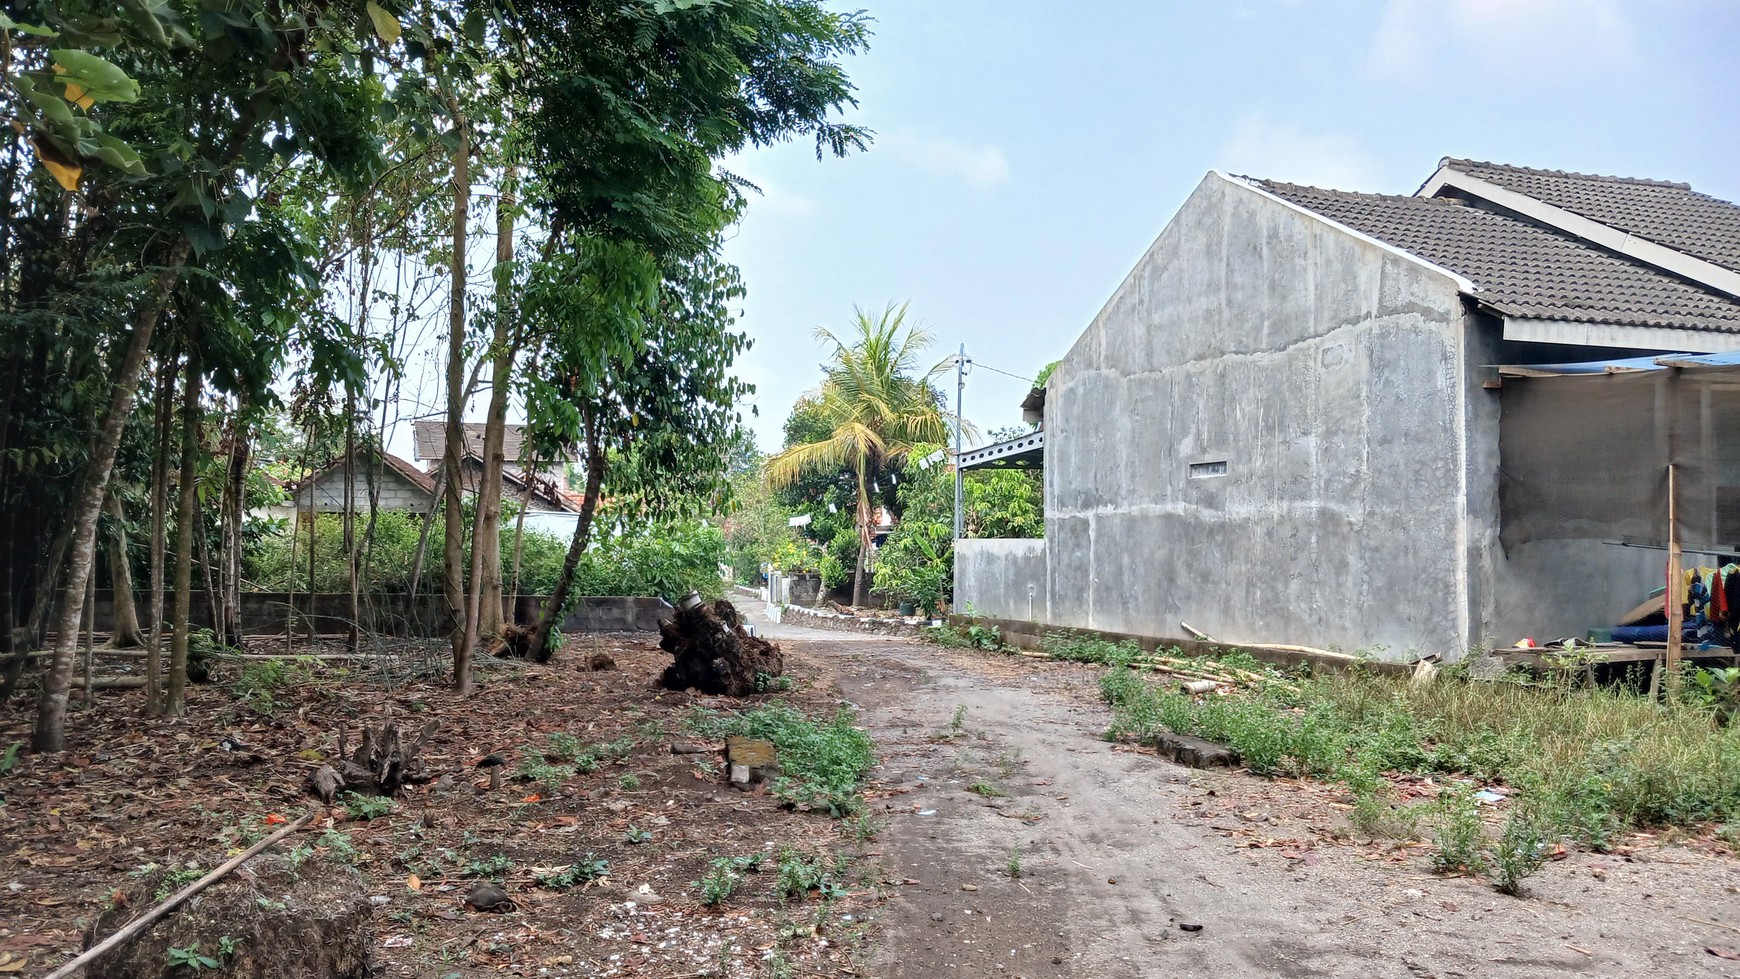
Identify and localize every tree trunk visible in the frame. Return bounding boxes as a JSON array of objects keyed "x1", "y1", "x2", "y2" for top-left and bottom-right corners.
[
  {"x1": 198, "y1": 488, "x2": 221, "y2": 642},
  {"x1": 220, "y1": 406, "x2": 250, "y2": 647},
  {"x1": 474, "y1": 169, "x2": 516, "y2": 639},
  {"x1": 852, "y1": 467, "x2": 871, "y2": 608},
  {"x1": 343, "y1": 390, "x2": 358, "y2": 652},
  {"x1": 104, "y1": 493, "x2": 146, "y2": 648},
  {"x1": 527, "y1": 420, "x2": 603, "y2": 662},
  {"x1": 32, "y1": 236, "x2": 190, "y2": 752},
  {"x1": 507, "y1": 448, "x2": 539, "y2": 611},
  {"x1": 407, "y1": 465, "x2": 446, "y2": 600},
  {"x1": 306, "y1": 418, "x2": 318, "y2": 636},
  {"x1": 145, "y1": 351, "x2": 174, "y2": 713},
  {"x1": 165, "y1": 336, "x2": 203, "y2": 716},
  {"x1": 442, "y1": 97, "x2": 473, "y2": 694}
]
